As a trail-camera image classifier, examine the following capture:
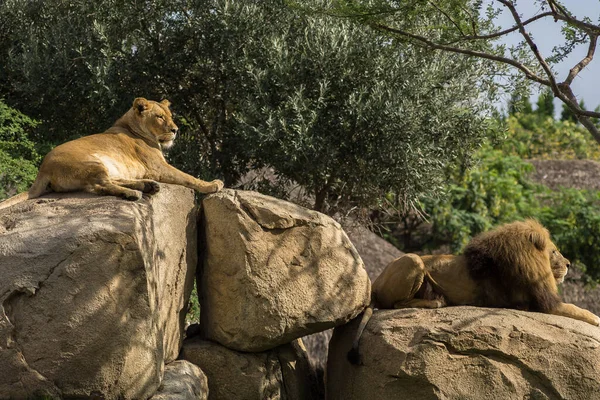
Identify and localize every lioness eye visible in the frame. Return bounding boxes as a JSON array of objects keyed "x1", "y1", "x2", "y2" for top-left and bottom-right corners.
[{"x1": 157, "y1": 115, "x2": 164, "y2": 120}]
